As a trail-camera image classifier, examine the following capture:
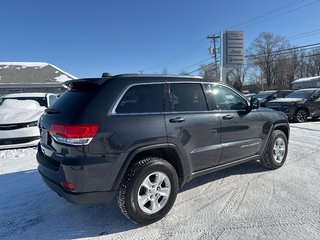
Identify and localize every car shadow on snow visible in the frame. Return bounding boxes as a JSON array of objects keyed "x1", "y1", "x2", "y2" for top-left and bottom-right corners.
[
  {"x1": 0, "y1": 169, "x2": 140, "y2": 240},
  {"x1": 179, "y1": 160, "x2": 269, "y2": 193}
]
